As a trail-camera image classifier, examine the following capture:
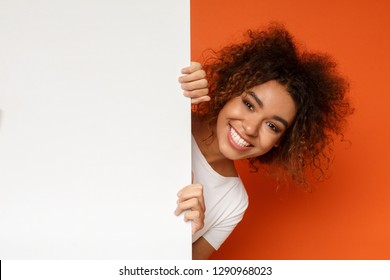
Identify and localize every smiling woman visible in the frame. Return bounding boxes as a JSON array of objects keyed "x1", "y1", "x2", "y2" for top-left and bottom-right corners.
[
  {"x1": 176, "y1": 23, "x2": 353, "y2": 259},
  {"x1": 216, "y1": 80, "x2": 297, "y2": 161}
]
